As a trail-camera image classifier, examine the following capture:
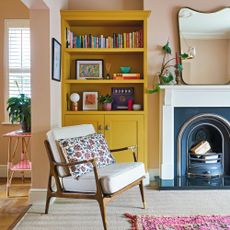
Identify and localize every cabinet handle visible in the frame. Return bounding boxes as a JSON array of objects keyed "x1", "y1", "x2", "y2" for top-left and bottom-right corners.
[
  {"x1": 105, "y1": 125, "x2": 110, "y2": 131},
  {"x1": 98, "y1": 125, "x2": 103, "y2": 133}
]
